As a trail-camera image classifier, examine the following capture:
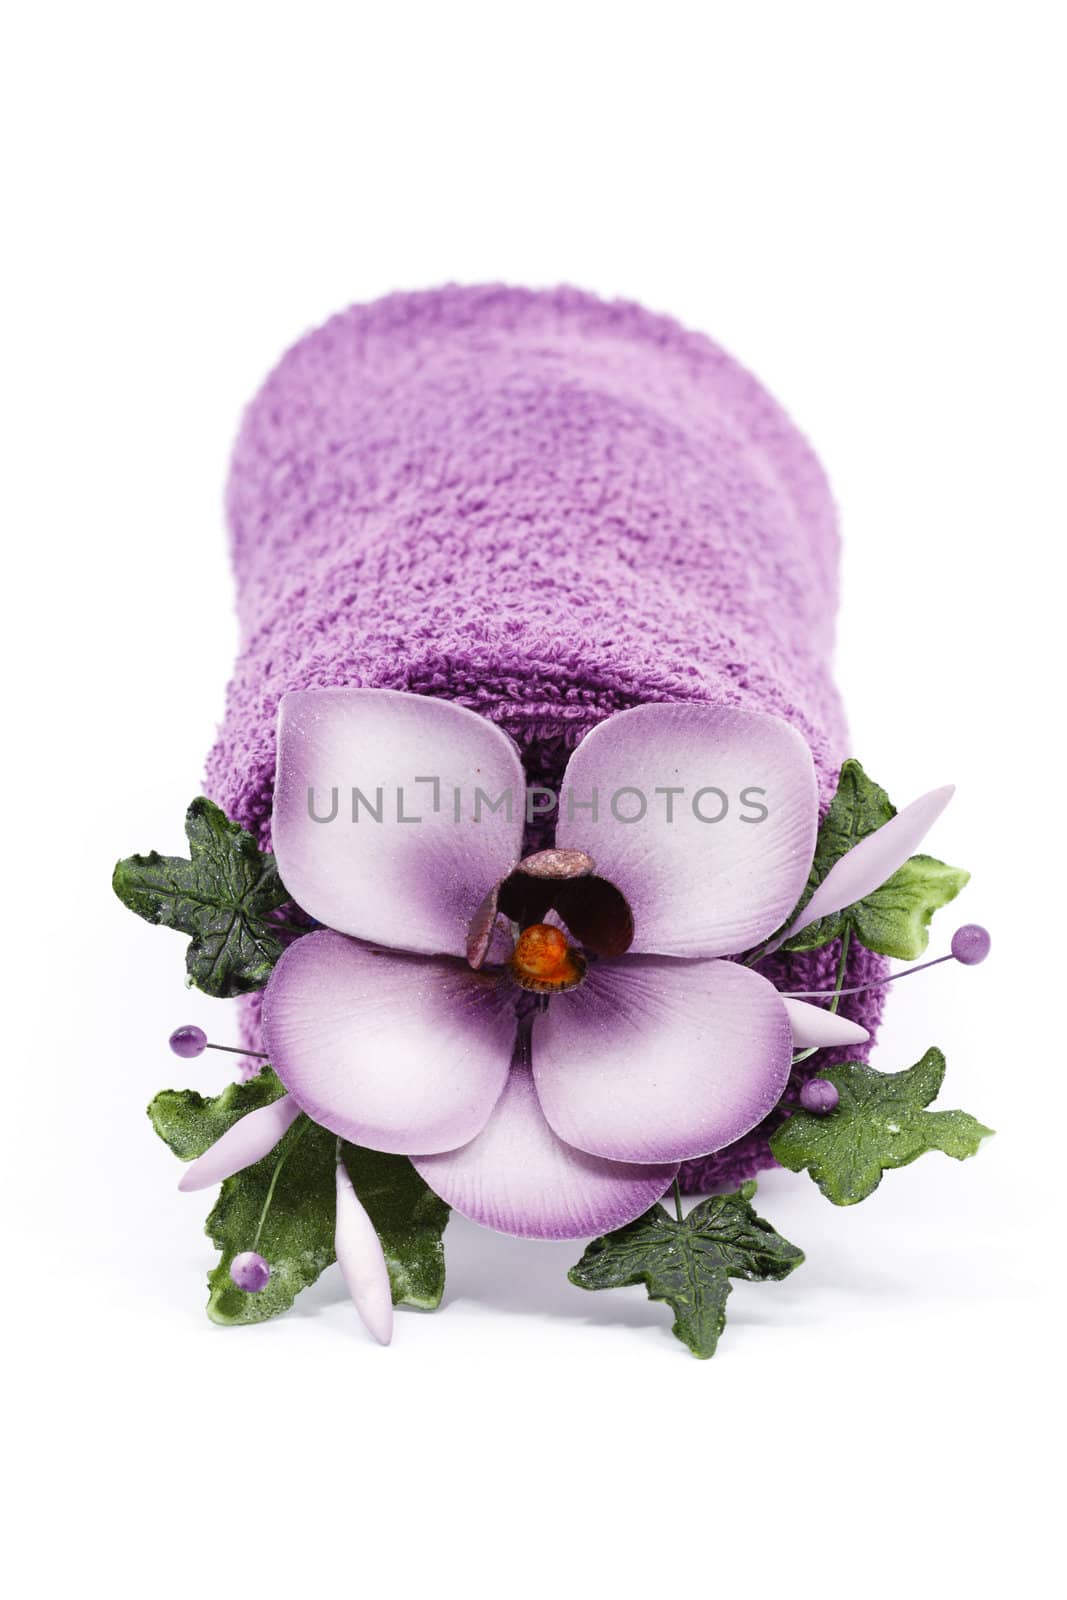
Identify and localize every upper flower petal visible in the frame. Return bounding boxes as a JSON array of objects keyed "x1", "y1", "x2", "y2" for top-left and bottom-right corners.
[
  {"x1": 272, "y1": 689, "x2": 526, "y2": 956},
  {"x1": 764, "y1": 784, "x2": 955, "y2": 955},
  {"x1": 555, "y1": 703, "x2": 818, "y2": 957},
  {"x1": 532, "y1": 955, "x2": 793, "y2": 1163},
  {"x1": 412, "y1": 1063, "x2": 677, "y2": 1239},
  {"x1": 262, "y1": 930, "x2": 517, "y2": 1154}
]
